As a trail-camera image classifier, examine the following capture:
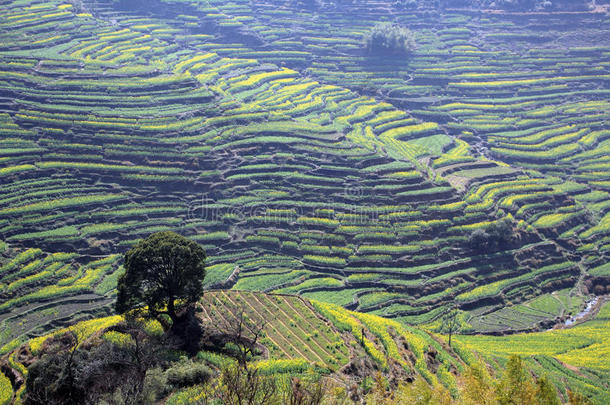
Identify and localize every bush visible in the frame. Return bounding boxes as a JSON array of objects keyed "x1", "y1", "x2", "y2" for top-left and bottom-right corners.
[
  {"x1": 365, "y1": 22, "x2": 415, "y2": 55},
  {"x1": 0, "y1": 372, "x2": 11, "y2": 405},
  {"x1": 469, "y1": 228, "x2": 491, "y2": 252},
  {"x1": 25, "y1": 319, "x2": 175, "y2": 405},
  {"x1": 469, "y1": 218, "x2": 515, "y2": 252},
  {"x1": 165, "y1": 359, "x2": 212, "y2": 388},
  {"x1": 25, "y1": 347, "x2": 87, "y2": 405}
]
